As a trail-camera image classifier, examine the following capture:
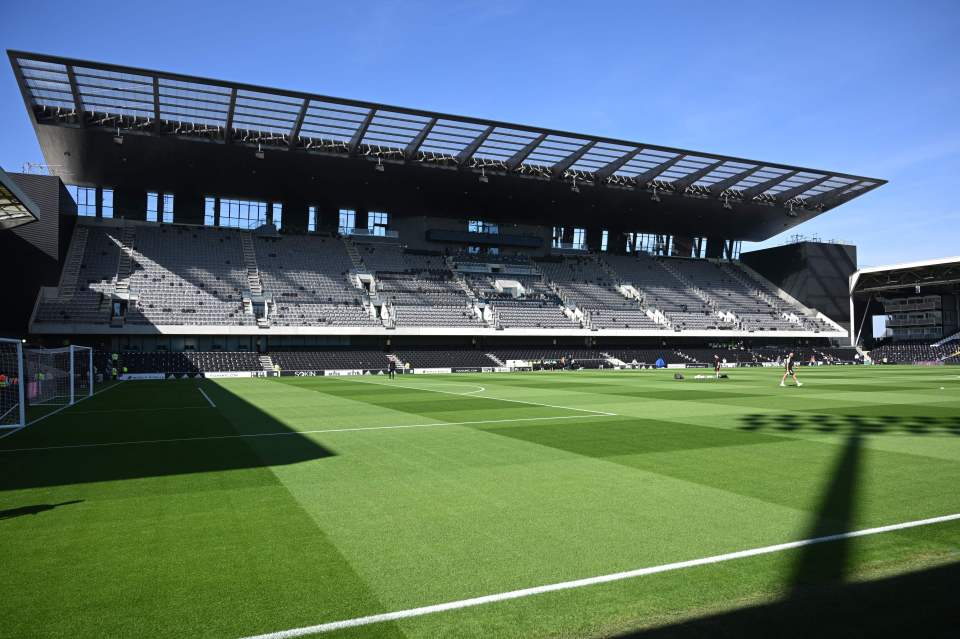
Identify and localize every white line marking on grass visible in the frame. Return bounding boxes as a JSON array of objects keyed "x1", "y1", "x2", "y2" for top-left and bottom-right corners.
[
  {"x1": 330, "y1": 376, "x2": 616, "y2": 416},
  {"x1": 0, "y1": 413, "x2": 615, "y2": 453},
  {"x1": 25, "y1": 381, "x2": 125, "y2": 428},
  {"x1": 238, "y1": 511, "x2": 960, "y2": 639},
  {"x1": 71, "y1": 406, "x2": 211, "y2": 415},
  {"x1": 198, "y1": 387, "x2": 216, "y2": 408},
  {"x1": 0, "y1": 382, "x2": 126, "y2": 441}
]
